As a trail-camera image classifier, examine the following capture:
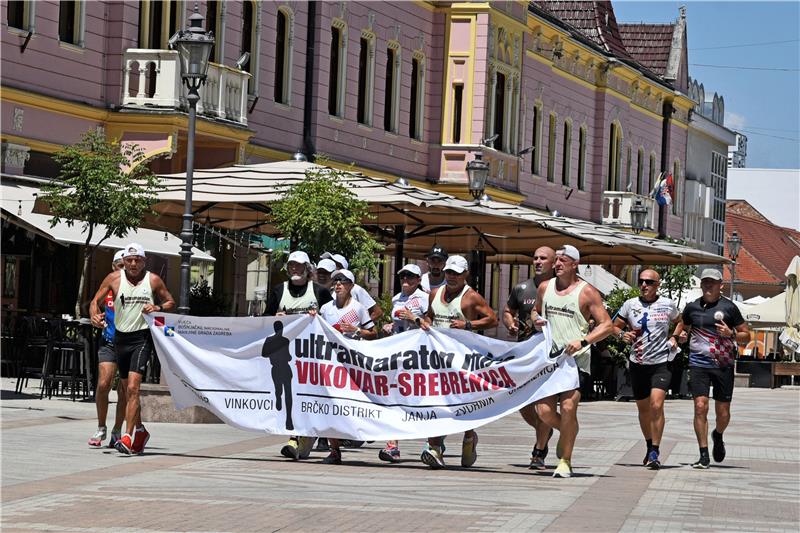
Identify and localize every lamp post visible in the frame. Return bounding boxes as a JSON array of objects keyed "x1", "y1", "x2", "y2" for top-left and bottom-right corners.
[
  {"x1": 728, "y1": 230, "x2": 742, "y2": 300},
  {"x1": 630, "y1": 198, "x2": 648, "y2": 235},
  {"x1": 171, "y1": 7, "x2": 214, "y2": 314},
  {"x1": 466, "y1": 151, "x2": 490, "y2": 203}
]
